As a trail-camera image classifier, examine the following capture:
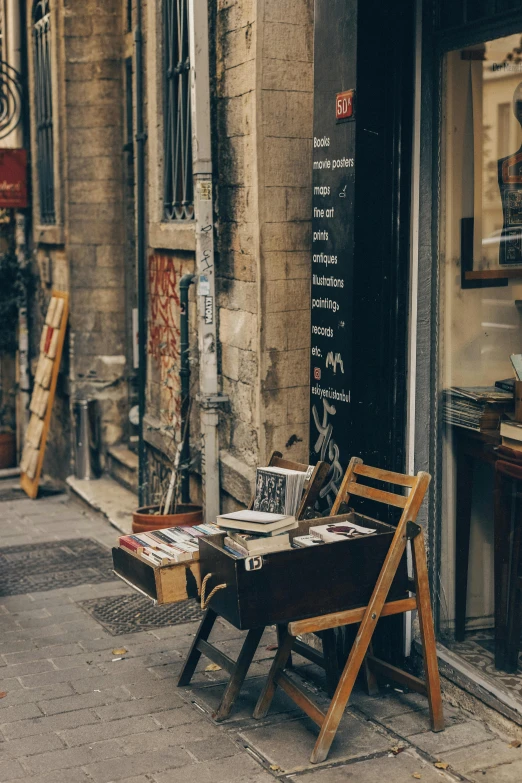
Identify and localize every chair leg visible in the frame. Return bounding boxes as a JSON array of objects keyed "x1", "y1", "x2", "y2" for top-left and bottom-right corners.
[
  {"x1": 363, "y1": 642, "x2": 379, "y2": 697},
  {"x1": 321, "y1": 629, "x2": 340, "y2": 697},
  {"x1": 213, "y1": 627, "x2": 265, "y2": 721},
  {"x1": 310, "y1": 617, "x2": 376, "y2": 763},
  {"x1": 253, "y1": 628, "x2": 294, "y2": 719},
  {"x1": 310, "y1": 532, "x2": 410, "y2": 764},
  {"x1": 177, "y1": 608, "x2": 218, "y2": 687},
  {"x1": 277, "y1": 623, "x2": 292, "y2": 668},
  {"x1": 504, "y1": 497, "x2": 522, "y2": 673},
  {"x1": 455, "y1": 446, "x2": 473, "y2": 642},
  {"x1": 495, "y1": 471, "x2": 512, "y2": 670},
  {"x1": 412, "y1": 532, "x2": 444, "y2": 732}
]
